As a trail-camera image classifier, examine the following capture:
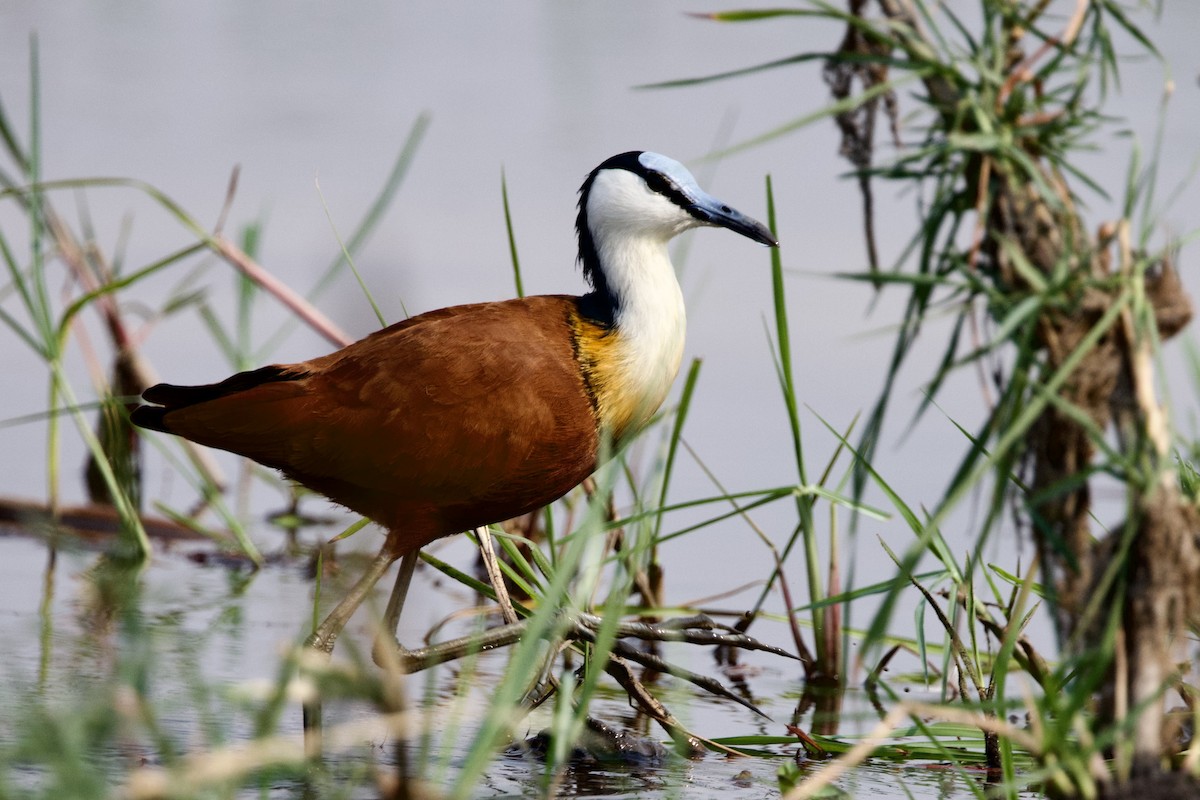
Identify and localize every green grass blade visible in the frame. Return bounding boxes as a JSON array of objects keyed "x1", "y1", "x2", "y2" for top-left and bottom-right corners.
[{"x1": 500, "y1": 167, "x2": 524, "y2": 298}]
